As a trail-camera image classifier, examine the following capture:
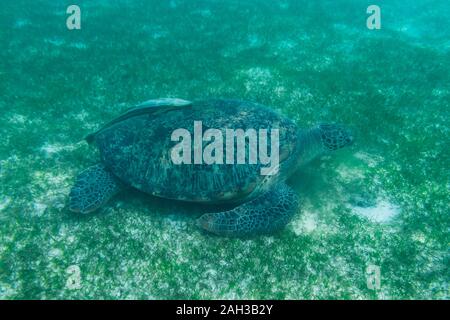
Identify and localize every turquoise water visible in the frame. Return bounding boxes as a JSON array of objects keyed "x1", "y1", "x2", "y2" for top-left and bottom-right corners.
[{"x1": 0, "y1": 0, "x2": 449, "y2": 299}]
